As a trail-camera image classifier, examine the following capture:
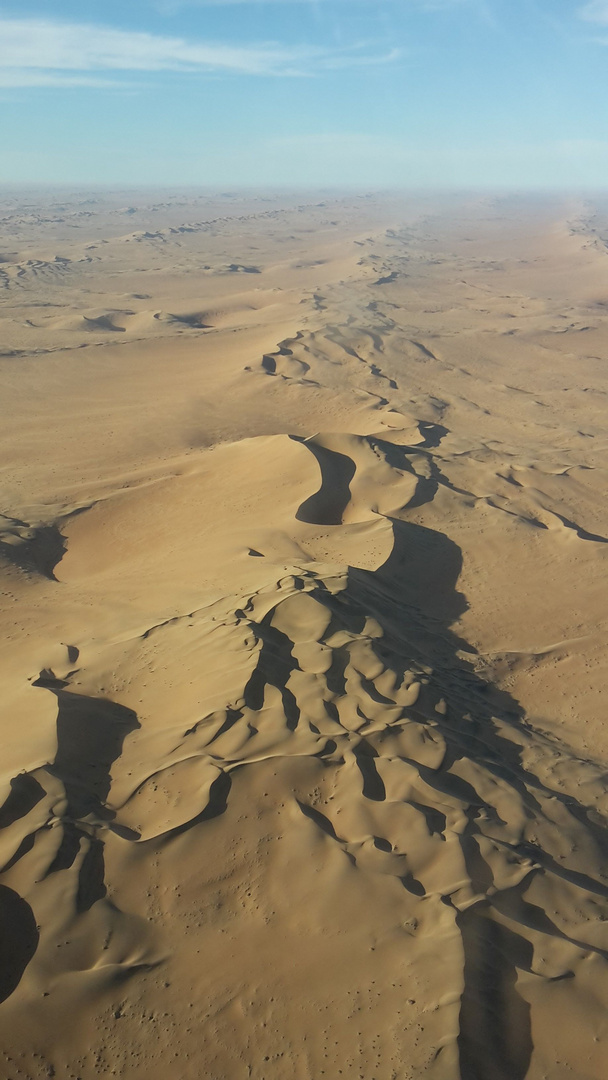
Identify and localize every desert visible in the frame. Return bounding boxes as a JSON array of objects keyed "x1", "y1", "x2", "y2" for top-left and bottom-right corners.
[{"x1": 0, "y1": 188, "x2": 608, "y2": 1079}]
